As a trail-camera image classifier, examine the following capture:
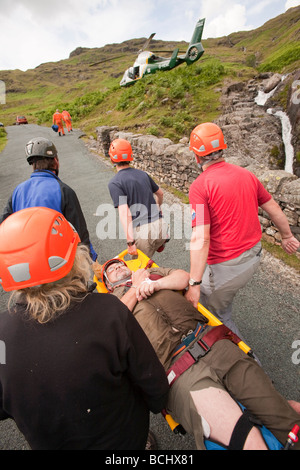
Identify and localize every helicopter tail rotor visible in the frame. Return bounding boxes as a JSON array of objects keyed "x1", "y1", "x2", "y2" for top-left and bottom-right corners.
[{"x1": 185, "y1": 18, "x2": 205, "y2": 65}]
